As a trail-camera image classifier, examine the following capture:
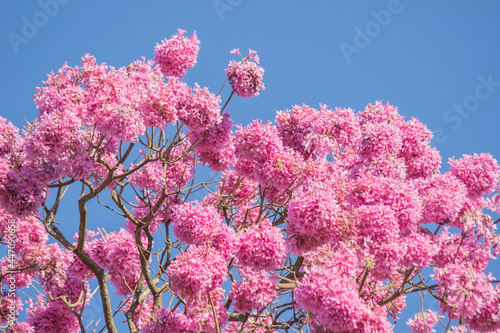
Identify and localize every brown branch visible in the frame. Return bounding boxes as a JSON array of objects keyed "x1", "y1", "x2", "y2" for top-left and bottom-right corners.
[
  {"x1": 208, "y1": 293, "x2": 221, "y2": 333},
  {"x1": 378, "y1": 267, "x2": 414, "y2": 306}
]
